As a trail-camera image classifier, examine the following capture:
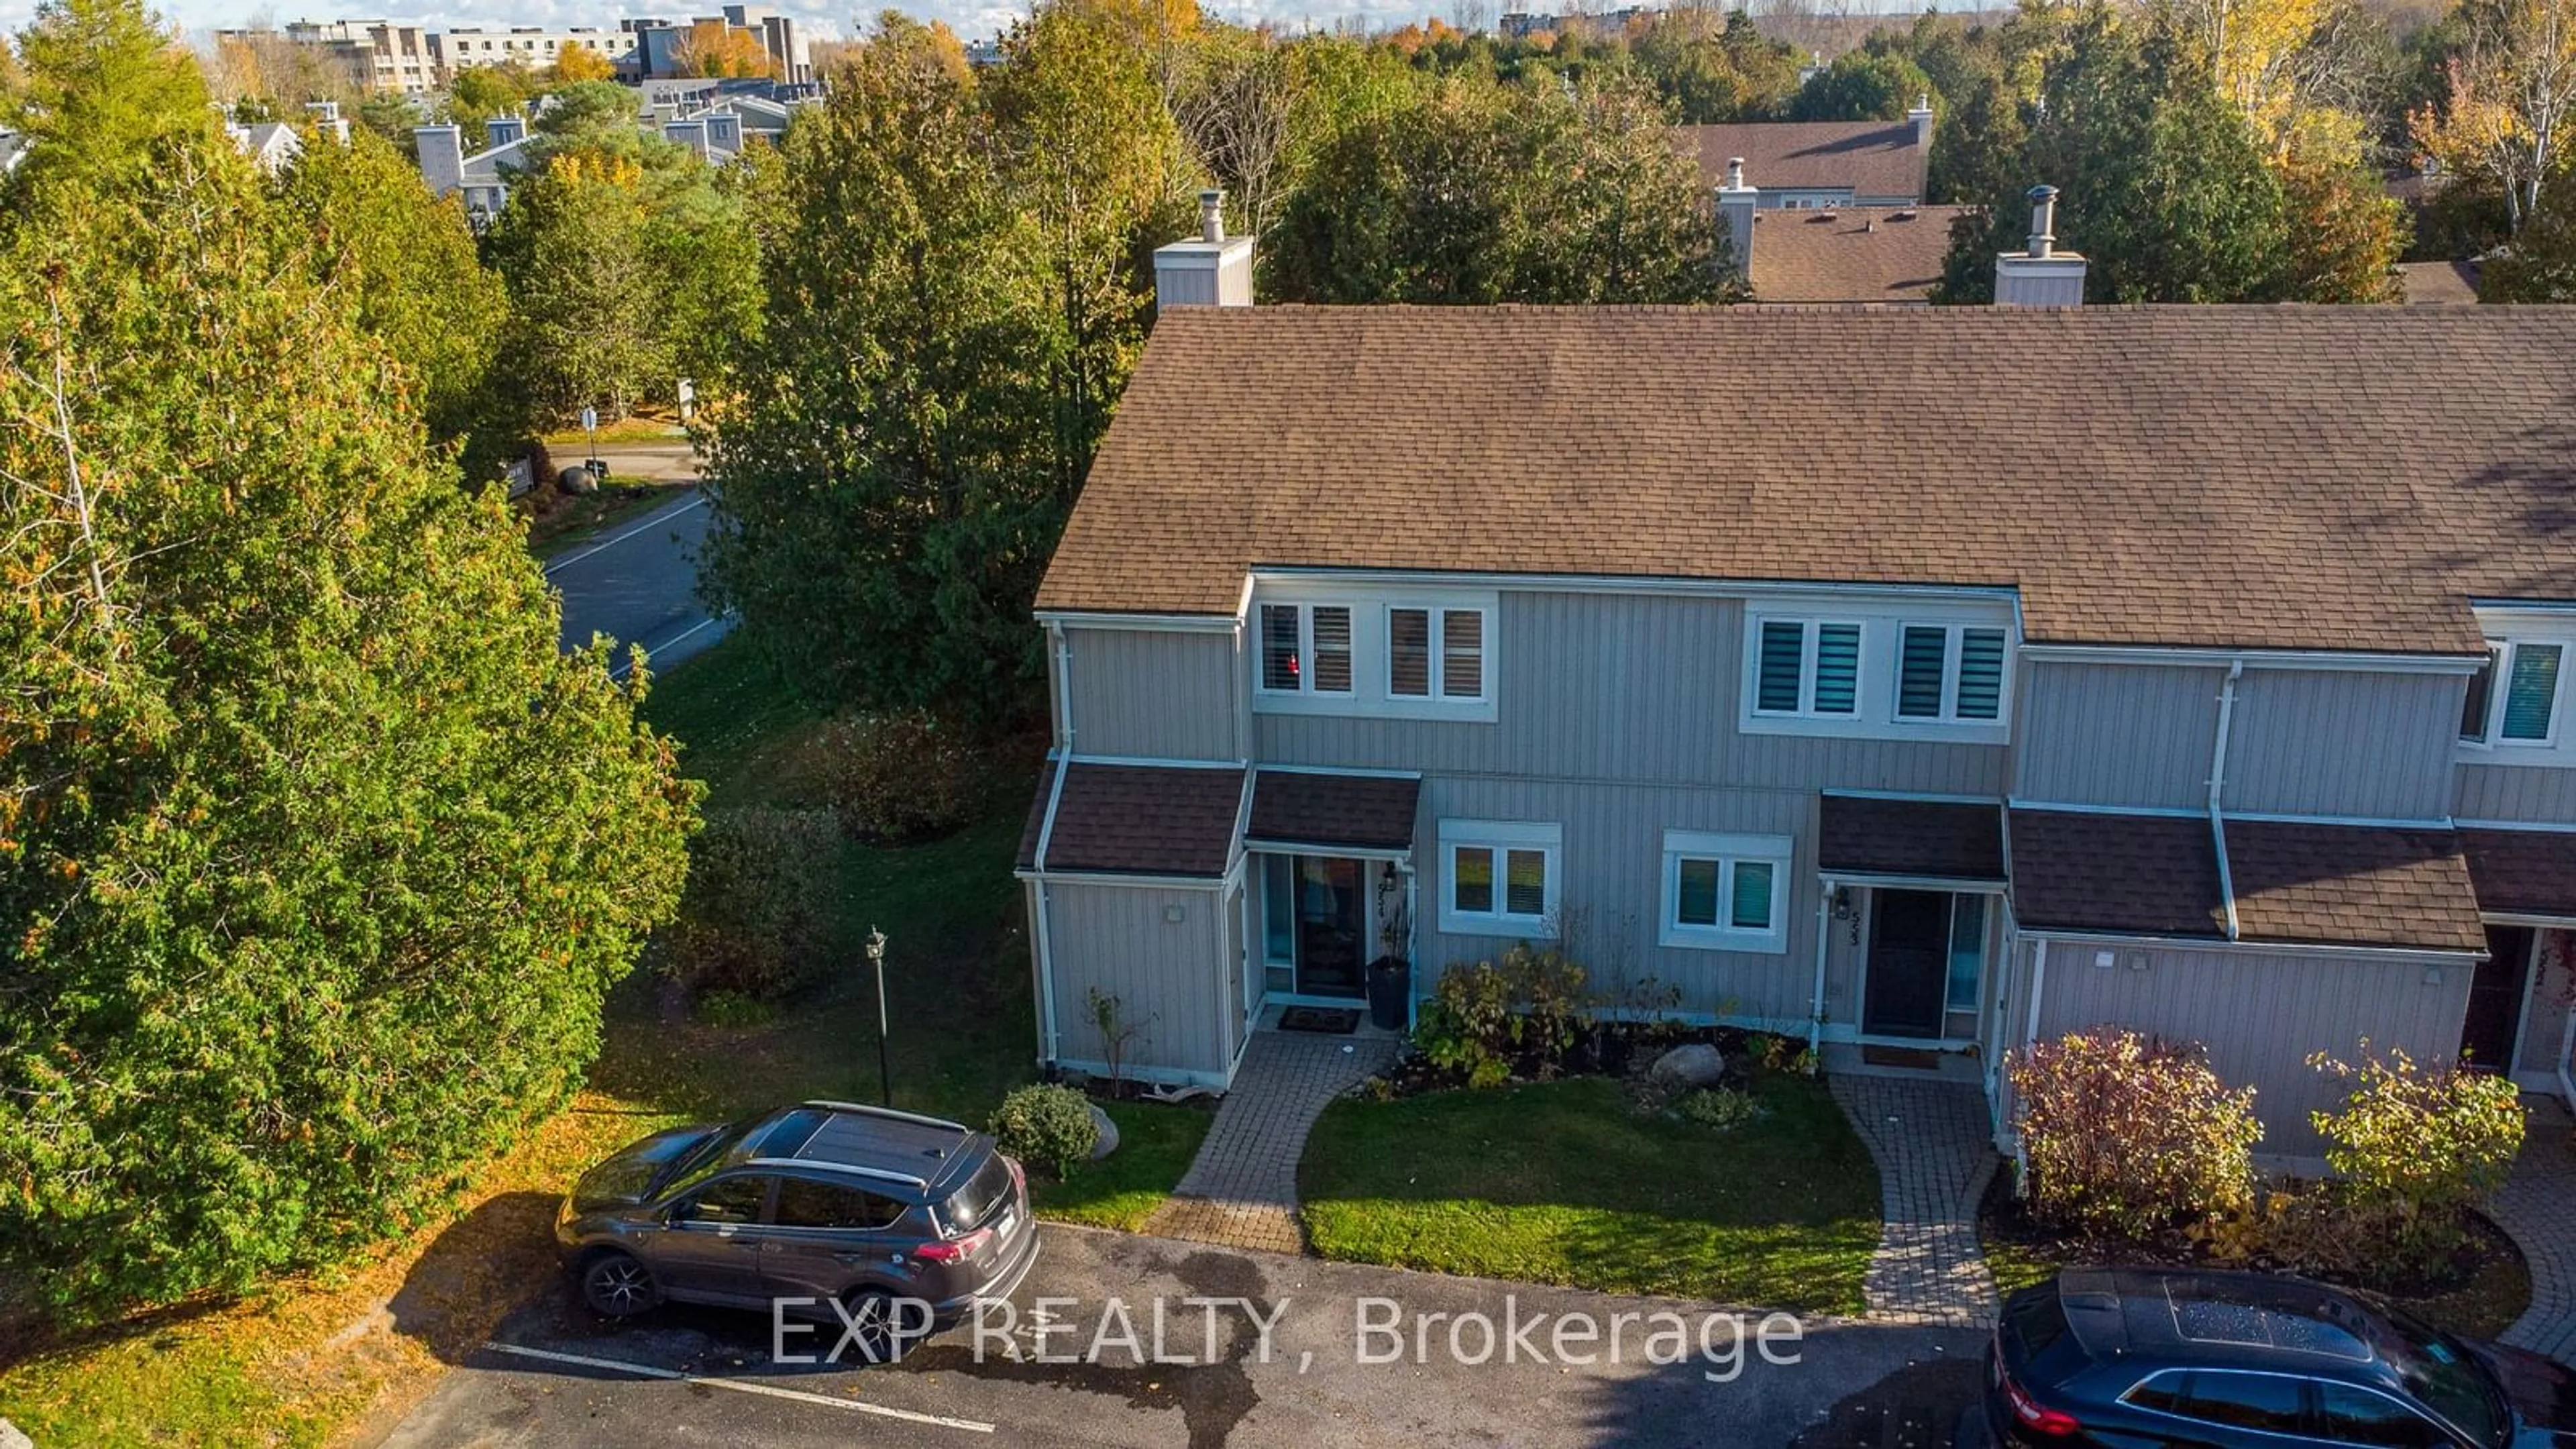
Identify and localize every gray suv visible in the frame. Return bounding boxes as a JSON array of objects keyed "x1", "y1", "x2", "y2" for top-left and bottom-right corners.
[{"x1": 555, "y1": 1100, "x2": 1039, "y2": 1357}]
